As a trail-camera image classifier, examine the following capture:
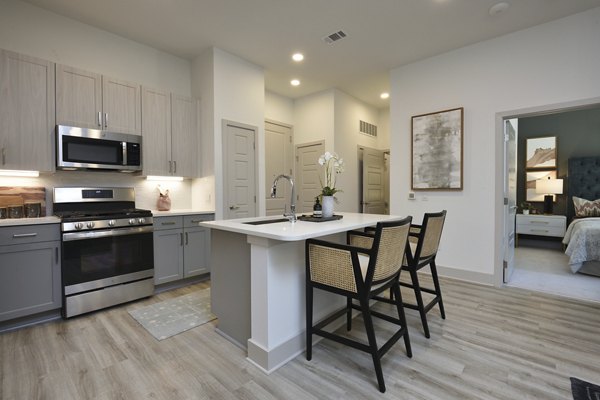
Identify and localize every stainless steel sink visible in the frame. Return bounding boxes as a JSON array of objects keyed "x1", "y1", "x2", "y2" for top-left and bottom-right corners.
[{"x1": 243, "y1": 218, "x2": 290, "y2": 225}]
